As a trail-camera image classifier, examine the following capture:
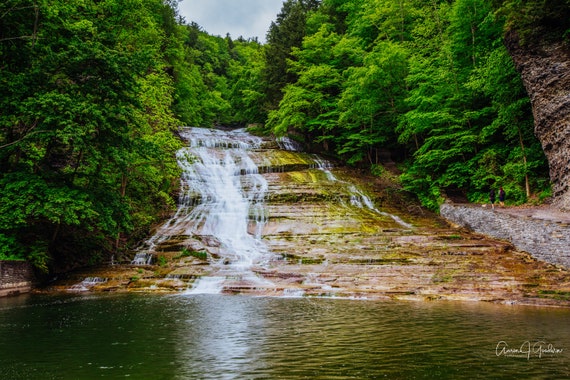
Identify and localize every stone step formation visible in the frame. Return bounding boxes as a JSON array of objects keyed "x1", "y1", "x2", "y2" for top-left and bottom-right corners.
[{"x1": 53, "y1": 127, "x2": 570, "y2": 307}]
